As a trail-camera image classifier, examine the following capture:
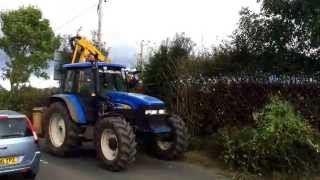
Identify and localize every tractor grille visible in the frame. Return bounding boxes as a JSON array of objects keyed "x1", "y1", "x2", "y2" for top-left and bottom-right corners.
[{"x1": 147, "y1": 115, "x2": 168, "y2": 127}]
